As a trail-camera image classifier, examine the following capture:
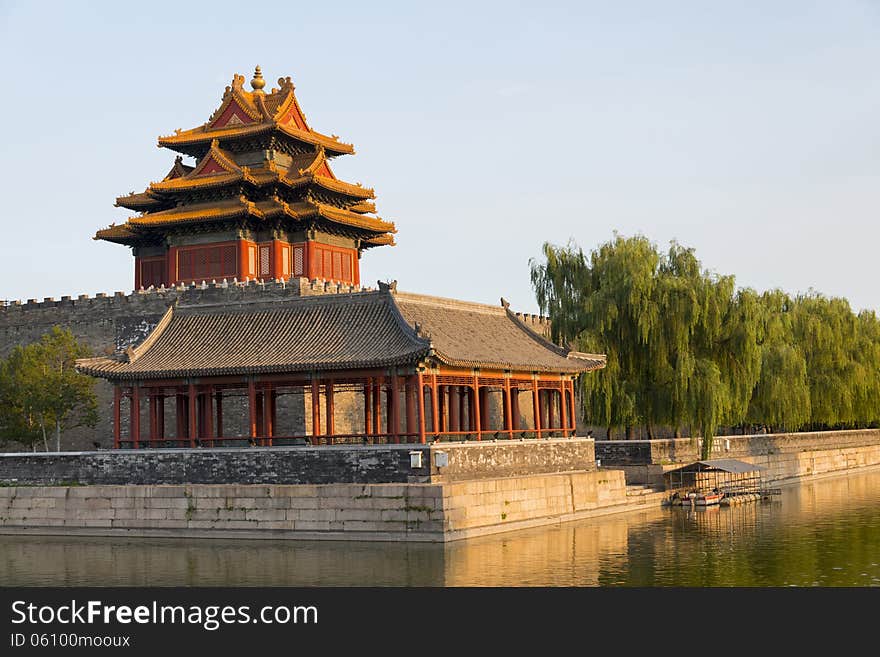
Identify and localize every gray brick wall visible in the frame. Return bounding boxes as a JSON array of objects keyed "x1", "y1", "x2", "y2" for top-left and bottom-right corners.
[{"x1": 0, "y1": 439, "x2": 596, "y2": 485}]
